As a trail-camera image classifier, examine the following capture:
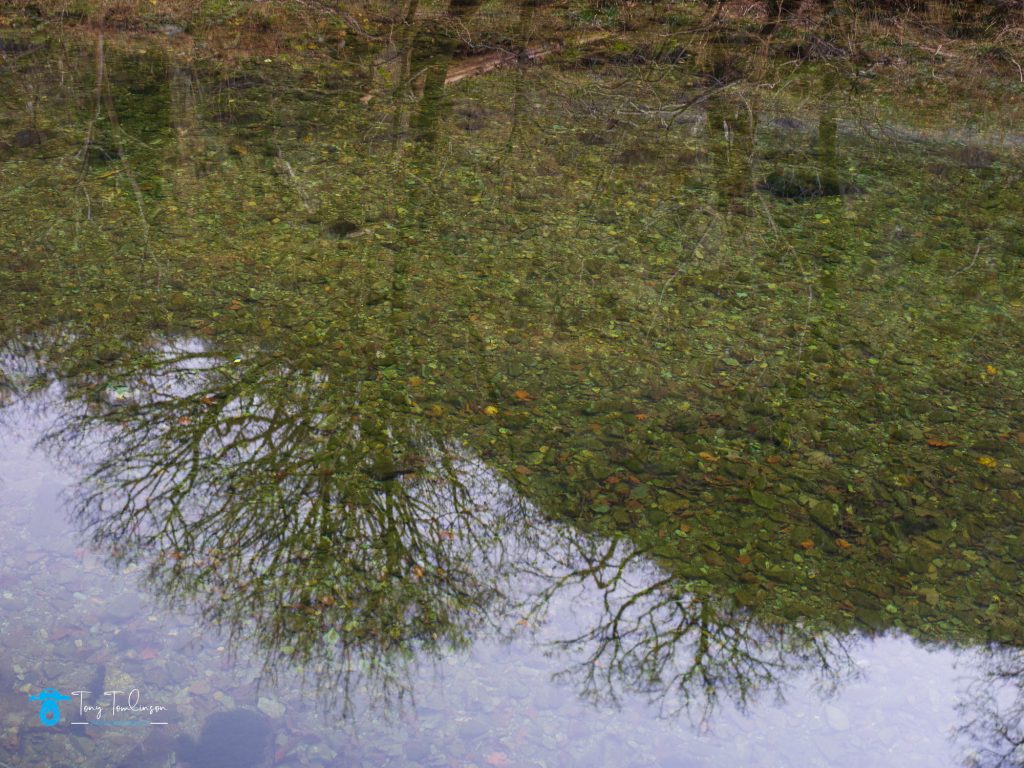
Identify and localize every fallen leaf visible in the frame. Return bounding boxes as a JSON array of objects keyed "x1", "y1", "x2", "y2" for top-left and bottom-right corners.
[
  {"x1": 979, "y1": 456, "x2": 998, "y2": 468},
  {"x1": 635, "y1": 413, "x2": 649, "y2": 421},
  {"x1": 986, "y1": 364, "x2": 998, "y2": 376},
  {"x1": 483, "y1": 405, "x2": 499, "y2": 415},
  {"x1": 486, "y1": 753, "x2": 510, "y2": 767},
  {"x1": 177, "y1": 415, "x2": 192, "y2": 426},
  {"x1": 927, "y1": 439, "x2": 954, "y2": 448},
  {"x1": 737, "y1": 553, "x2": 752, "y2": 565},
  {"x1": 411, "y1": 565, "x2": 425, "y2": 579},
  {"x1": 513, "y1": 389, "x2": 533, "y2": 401},
  {"x1": 835, "y1": 538, "x2": 852, "y2": 550},
  {"x1": 514, "y1": 465, "x2": 532, "y2": 476},
  {"x1": 799, "y1": 540, "x2": 815, "y2": 550},
  {"x1": 698, "y1": 451, "x2": 718, "y2": 462},
  {"x1": 226, "y1": 299, "x2": 244, "y2": 311}
]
